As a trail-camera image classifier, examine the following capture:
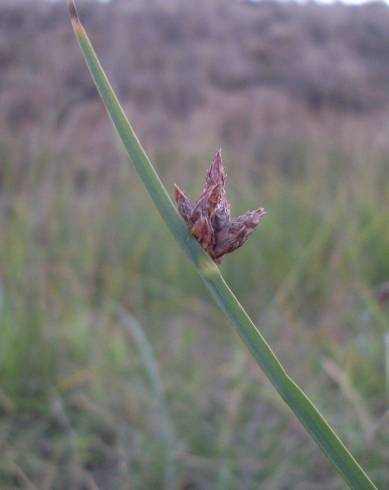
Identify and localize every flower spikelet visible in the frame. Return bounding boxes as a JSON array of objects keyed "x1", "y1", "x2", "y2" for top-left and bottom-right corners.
[{"x1": 174, "y1": 150, "x2": 265, "y2": 262}]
